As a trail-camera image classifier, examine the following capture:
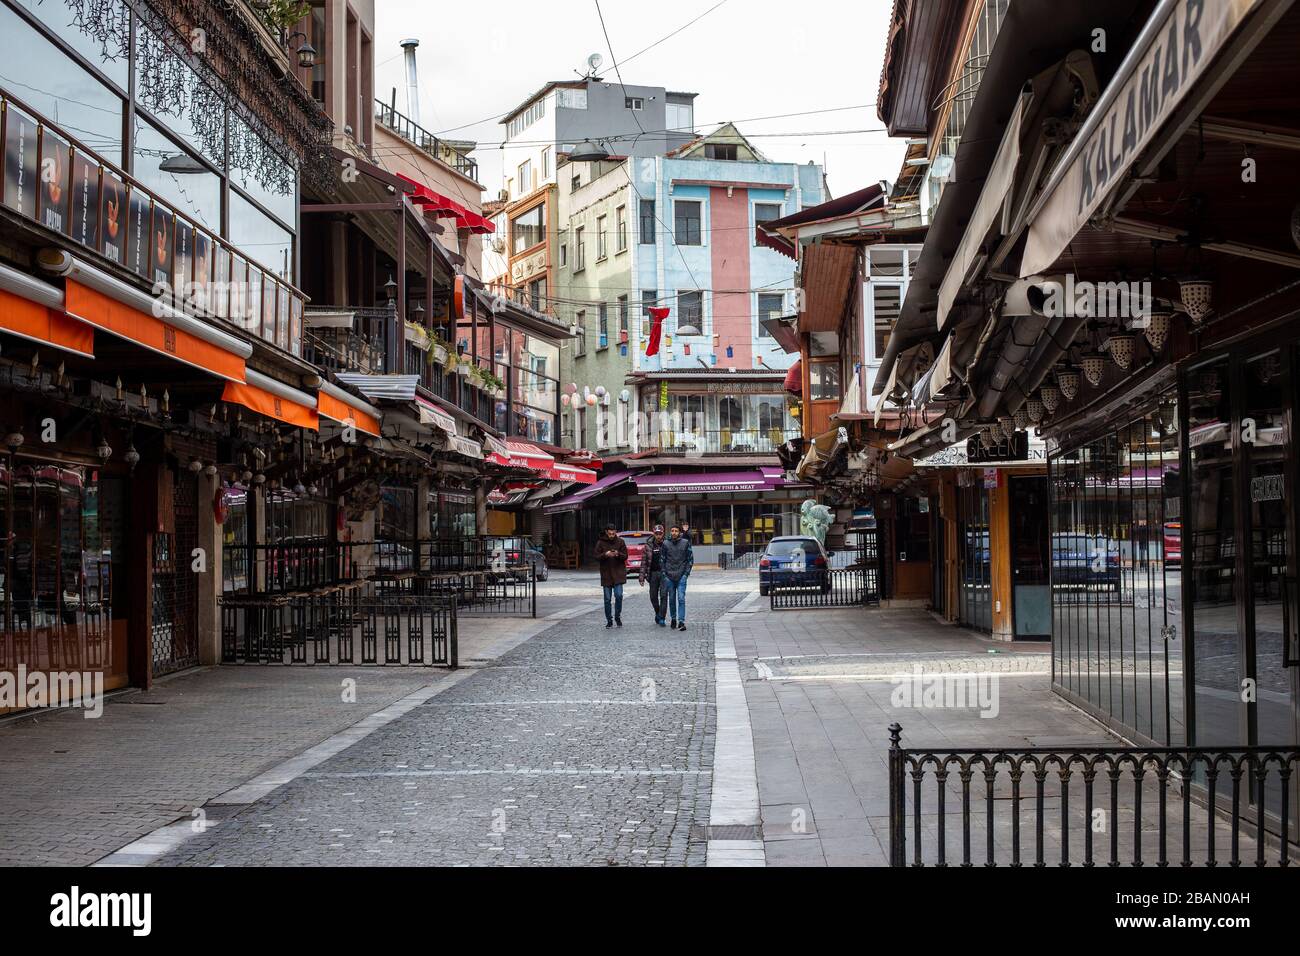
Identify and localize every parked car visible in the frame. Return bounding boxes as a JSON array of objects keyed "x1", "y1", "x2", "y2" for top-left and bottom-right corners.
[
  {"x1": 1163, "y1": 521, "x2": 1182, "y2": 568},
  {"x1": 1050, "y1": 533, "x2": 1120, "y2": 591},
  {"x1": 618, "y1": 531, "x2": 656, "y2": 572},
  {"x1": 490, "y1": 537, "x2": 548, "y2": 582},
  {"x1": 759, "y1": 536, "x2": 831, "y2": 595}
]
